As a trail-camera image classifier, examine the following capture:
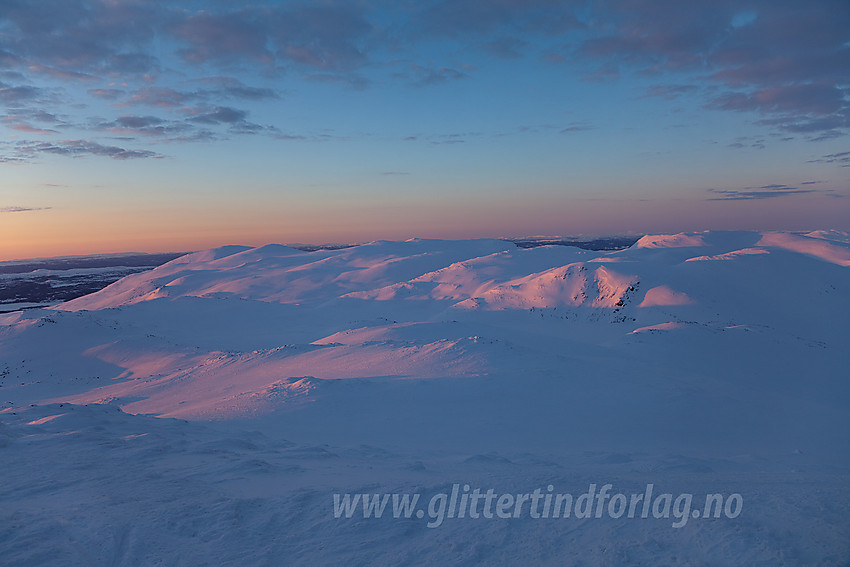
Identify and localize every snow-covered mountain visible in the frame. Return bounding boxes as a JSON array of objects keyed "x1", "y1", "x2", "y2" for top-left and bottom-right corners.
[{"x1": 1, "y1": 230, "x2": 848, "y2": 565}]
